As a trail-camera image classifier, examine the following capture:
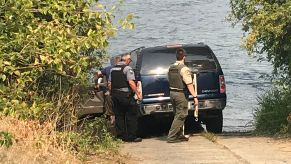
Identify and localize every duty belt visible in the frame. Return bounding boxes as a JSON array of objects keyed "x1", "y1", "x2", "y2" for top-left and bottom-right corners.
[
  {"x1": 170, "y1": 88, "x2": 186, "y2": 92},
  {"x1": 111, "y1": 89, "x2": 132, "y2": 97}
]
